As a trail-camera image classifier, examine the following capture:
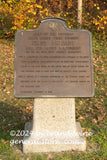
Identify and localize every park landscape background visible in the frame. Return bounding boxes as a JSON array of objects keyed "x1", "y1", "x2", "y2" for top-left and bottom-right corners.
[{"x1": 0, "y1": 0, "x2": 107, "y2": 159}]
